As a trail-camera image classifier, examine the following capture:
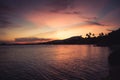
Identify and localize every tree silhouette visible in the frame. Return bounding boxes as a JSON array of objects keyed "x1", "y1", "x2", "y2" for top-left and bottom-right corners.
[
  {"x1": 86, "y1": 32, "x2": 92, "y2": 38},
  {"x1": 98, "y1": 32, "x2": 104, "y2": 37}
]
